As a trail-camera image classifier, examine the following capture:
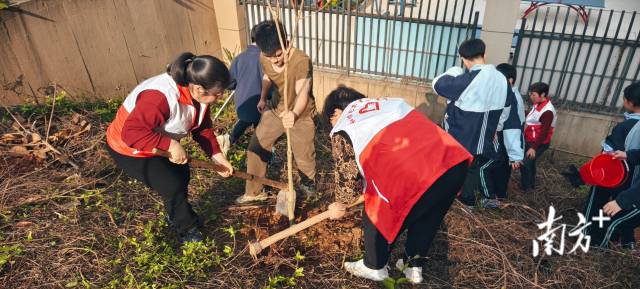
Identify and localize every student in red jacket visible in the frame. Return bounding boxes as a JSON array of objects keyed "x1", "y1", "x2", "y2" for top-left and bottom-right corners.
[
  {"x1": 324, "y1": 86, "x2": 471, "y2": 284},
  {"x1": 521, "y1": 82, "x2": 556, "y2": 190},
  {"x1": 106, "y1": 52, "x2": 234, "y2": 244}
]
